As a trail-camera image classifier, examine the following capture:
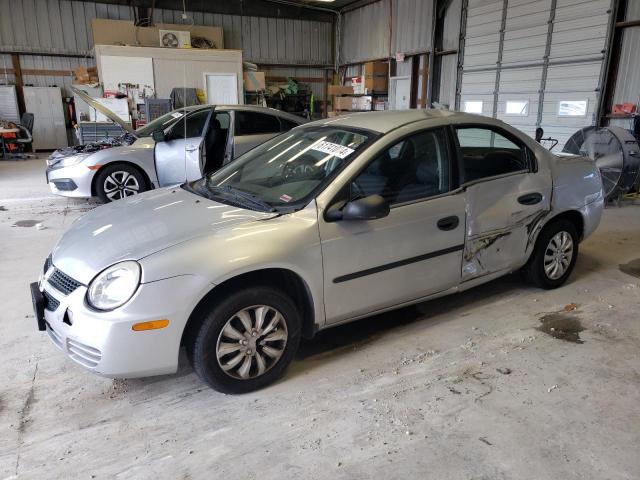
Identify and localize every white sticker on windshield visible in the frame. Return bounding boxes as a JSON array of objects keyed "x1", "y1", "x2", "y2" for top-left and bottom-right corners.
[
  {"x1": 311, "y1": 141, "x2": 355, "y2": 159},
  {"x1": 171, "y1": 112, "x2": 184, "y2": 119}
]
